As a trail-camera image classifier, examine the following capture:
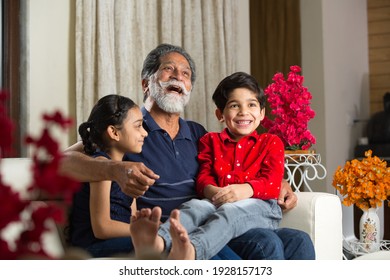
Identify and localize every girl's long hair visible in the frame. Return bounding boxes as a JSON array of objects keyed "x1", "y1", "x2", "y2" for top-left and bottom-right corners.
[{"x1": 78, "y1": 94, "x2": 137, "y2": 155}]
